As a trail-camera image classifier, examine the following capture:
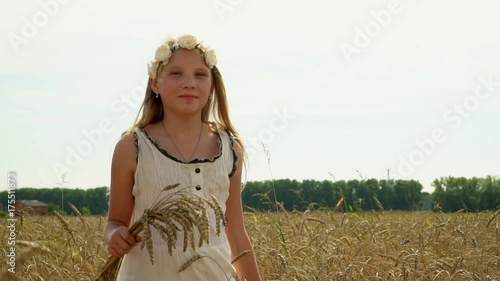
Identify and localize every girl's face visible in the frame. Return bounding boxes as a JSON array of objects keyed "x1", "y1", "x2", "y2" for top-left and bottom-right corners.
[{"x1": 152, "y1": 48, "x2": 212, "y2": 117}]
